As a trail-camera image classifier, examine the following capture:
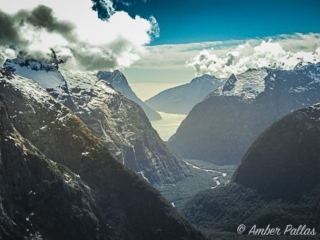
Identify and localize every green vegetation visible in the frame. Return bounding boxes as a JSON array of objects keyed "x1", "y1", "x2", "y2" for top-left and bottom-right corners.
[
  {"x1": 182, "y1": 104, "x2": 320, "y2": 239},
  {"x1": 183, "y1": 183, "x2": 320, "y2": 239}
]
